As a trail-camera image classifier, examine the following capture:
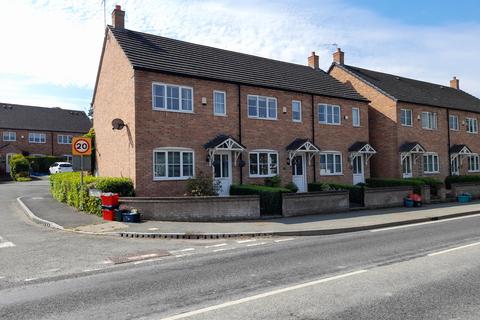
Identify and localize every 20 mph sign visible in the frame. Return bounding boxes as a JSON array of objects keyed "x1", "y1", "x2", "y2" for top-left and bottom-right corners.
[{"x1": 72, "y1": 137, "x2": 92, "y2": 156}]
